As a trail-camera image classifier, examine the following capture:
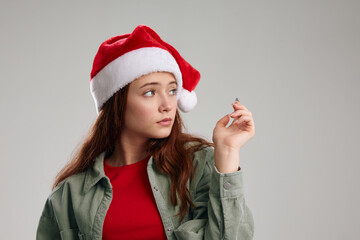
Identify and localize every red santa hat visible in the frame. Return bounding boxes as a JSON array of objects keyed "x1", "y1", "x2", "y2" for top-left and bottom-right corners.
[{"x1": 90, "y1": 25, "x2": 200, "y2": 114}]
